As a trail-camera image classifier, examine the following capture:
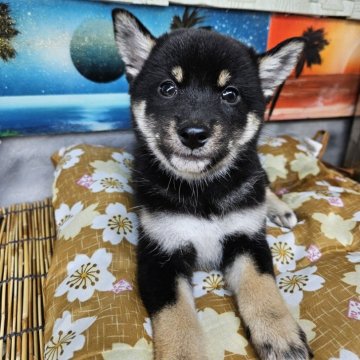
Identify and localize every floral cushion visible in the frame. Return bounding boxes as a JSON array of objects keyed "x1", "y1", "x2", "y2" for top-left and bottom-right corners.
[
  {"x1": 258, "y1": 134, "x2": 326, "y2": 192},
  {"x1": 44, "y1": 139, "x2": 360, "y2": 360}
]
